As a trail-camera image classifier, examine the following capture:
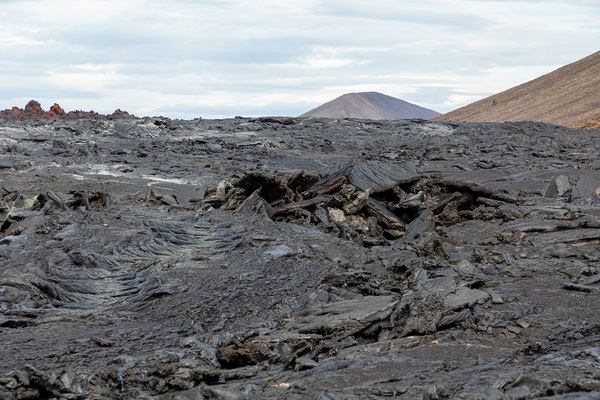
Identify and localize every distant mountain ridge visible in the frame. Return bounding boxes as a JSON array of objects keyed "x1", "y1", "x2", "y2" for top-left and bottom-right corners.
[
  {"x1": 301, "y1": 92, "x2": 440, "y2": 120},
  {"x1": 435, "y1": 51, "x2": 600, "y2": 128}
]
